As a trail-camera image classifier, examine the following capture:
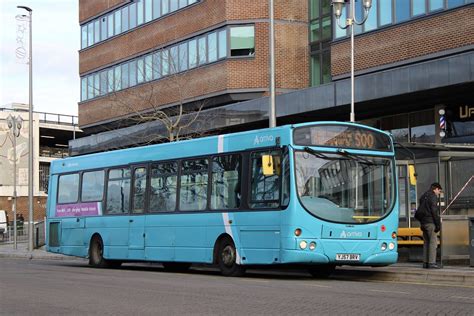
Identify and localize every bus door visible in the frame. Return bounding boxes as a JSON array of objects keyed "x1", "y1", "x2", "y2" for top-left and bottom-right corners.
[{"x1": 129, "y1": 166, "x2": 147, "y2": 254}]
